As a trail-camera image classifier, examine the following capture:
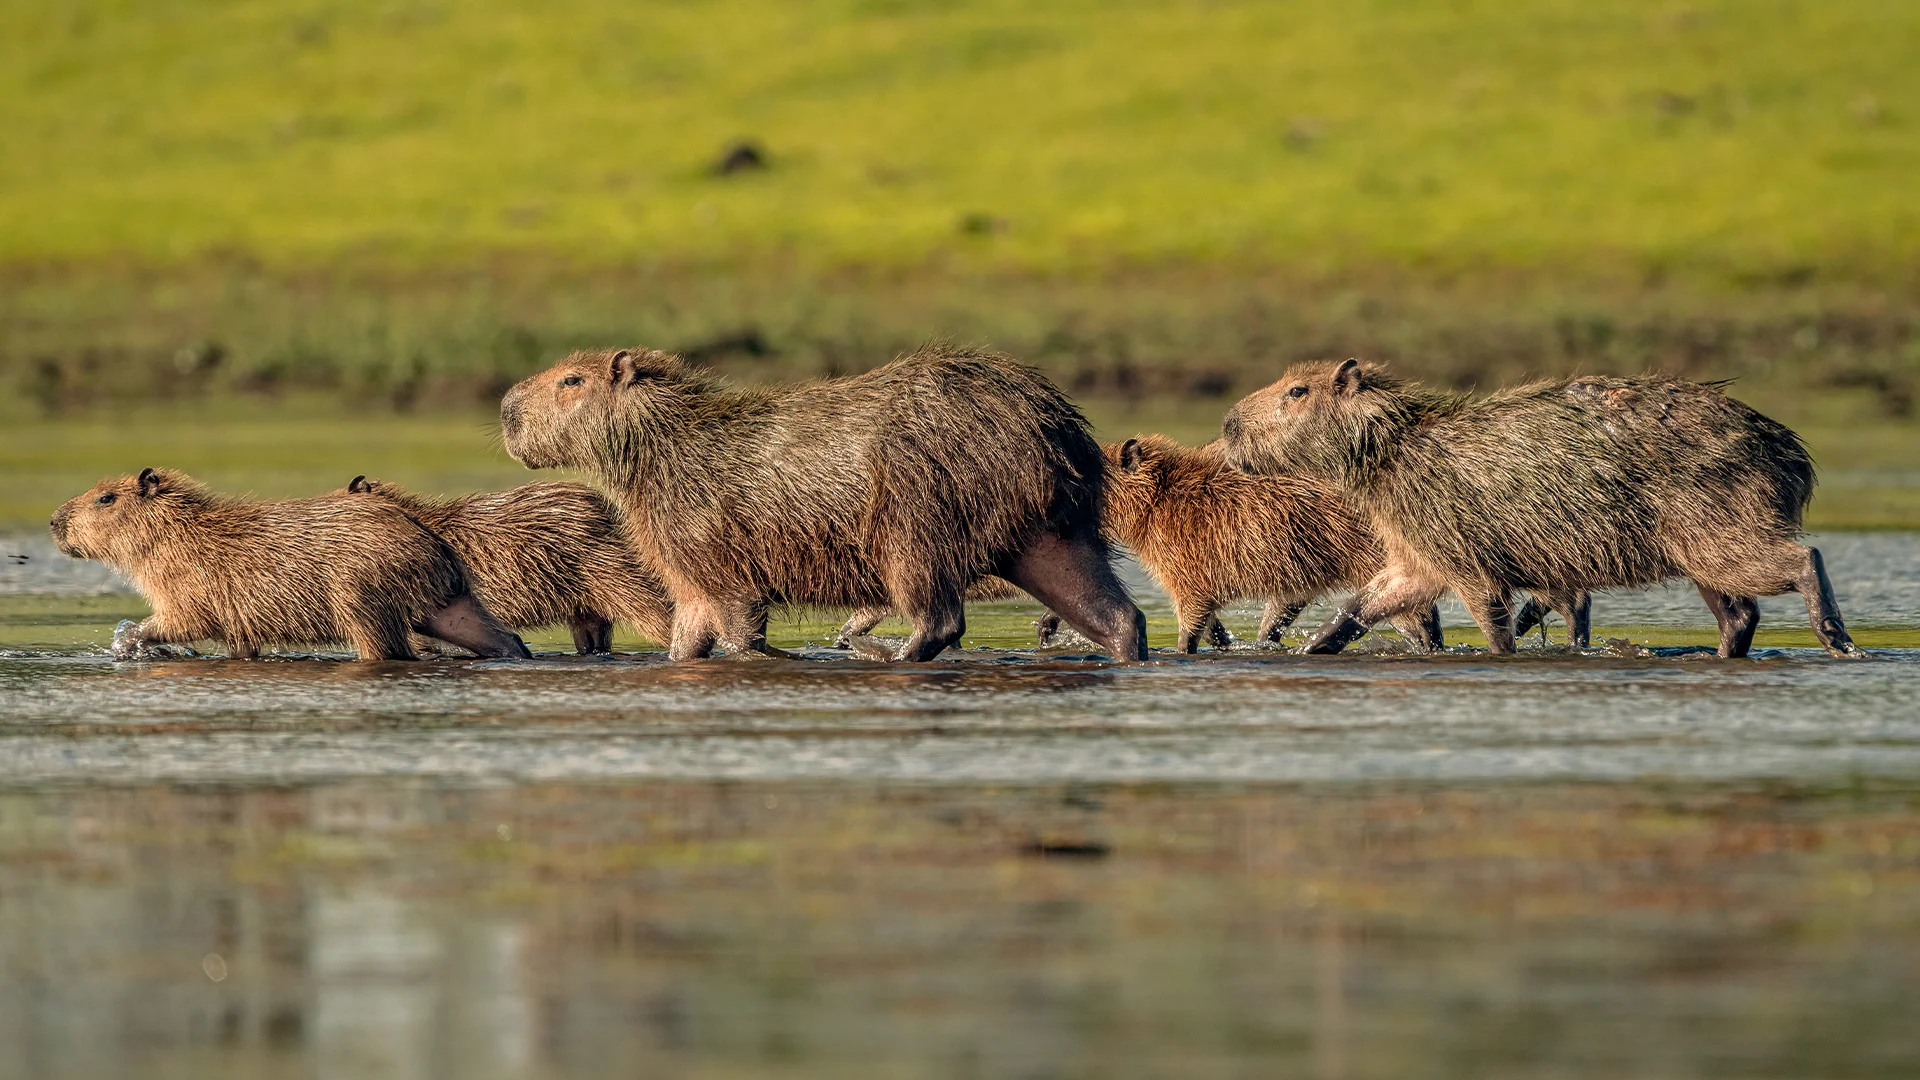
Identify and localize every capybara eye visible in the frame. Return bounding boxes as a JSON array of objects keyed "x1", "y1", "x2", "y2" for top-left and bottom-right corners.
[
  {"x1": 96, "y1": 492, "x2": 117, "y2": 505},
  {"x1": 560, "y1": 375, "x2": 585, "y2": 387},
  {"x1": 1287, "y1": 385, "x2": 1309, "y2": 399}
]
